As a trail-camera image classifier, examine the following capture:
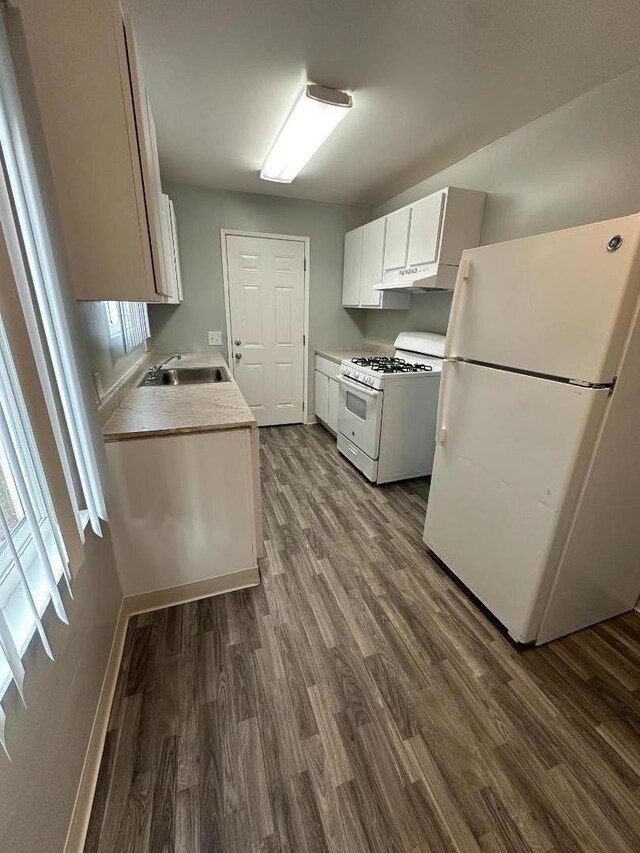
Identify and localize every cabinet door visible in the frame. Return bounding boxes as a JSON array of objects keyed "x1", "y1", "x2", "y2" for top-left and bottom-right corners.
[
  {"x1": 359, "y1": 219, "x2": 385, "y2": 307},
  {"x1": 342, "y1": 228, "x2": 363, "y2": 306},
  {"x1": 383, "y1": 207, "x2": 411, "y2": 272},
  {"x1": 328, "y1": 378, "x2": 339, "y2": 432},
  {"x1": 168, "y1": 200, "x2": 184, "y2": 301},
  {"x1": 123, "y1": 16, "x2": 168, "y2": 298},
  {"x1": 16, "y1": 2, "x2": 161, "y2": 300},
  {"x1": 315, "y1": 371, "x2": 329, "y2": 424},
  {"x1": 407, "y1": 191, "x2": 445, "y2": 266},
  {"x1": 159, "y1": 195, "x2": 178, "y2": 302}
]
